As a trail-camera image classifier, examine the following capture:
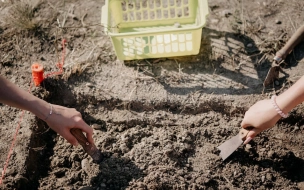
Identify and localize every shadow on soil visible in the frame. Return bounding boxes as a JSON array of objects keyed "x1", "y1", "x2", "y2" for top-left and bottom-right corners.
[
  {"x1": 125, "y1": 27, "x2": 268, "y2": 95},
  {"x1": 277, "y1": 41, "x2": 304, "y2": 85},
  {"x1": 15, "y1": 120, "x2": 56, "y2": 190},
  {"x1": 17, "y1": 78, "x2": 71, "y2": 189},
  {"x1": 230, "y1": 149, "x2": 304, "y2": 183},
  {"x1": 125, "y1": 28, "x2": 304, "y2": 96},
  {"x1": 13, "y1": 78, "x2": 75, "y2": 189}
]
